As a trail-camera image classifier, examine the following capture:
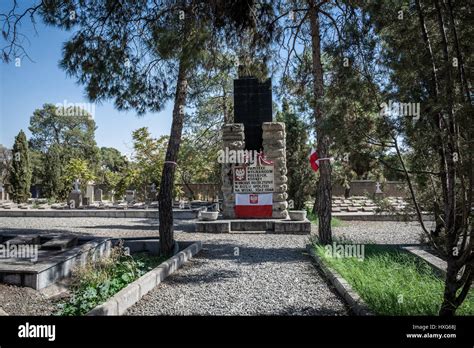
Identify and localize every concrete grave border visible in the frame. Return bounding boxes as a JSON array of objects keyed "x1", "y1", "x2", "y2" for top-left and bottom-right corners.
[
  {"x1": 0, "y1": 209, "x2": 201, "y2": 219},
  {"x1": 307, "y1": 246, "x2": 374, "y2": 316},
  {"x1": 87, "y1": 240, "x2": 202, "y2": 316},
  {"x1": 401, "y1": 245, "x2": 447, "y2": 278}
]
